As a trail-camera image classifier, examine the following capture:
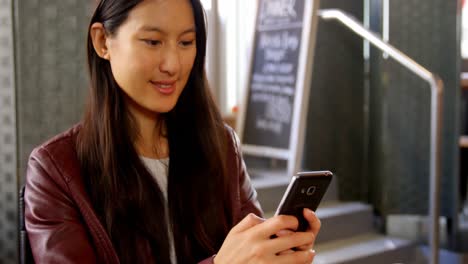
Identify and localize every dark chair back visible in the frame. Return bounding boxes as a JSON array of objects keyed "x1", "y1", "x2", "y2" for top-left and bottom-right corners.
[{"x1": 19, "y1": 185, "x2": 34, "y2": 264}]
